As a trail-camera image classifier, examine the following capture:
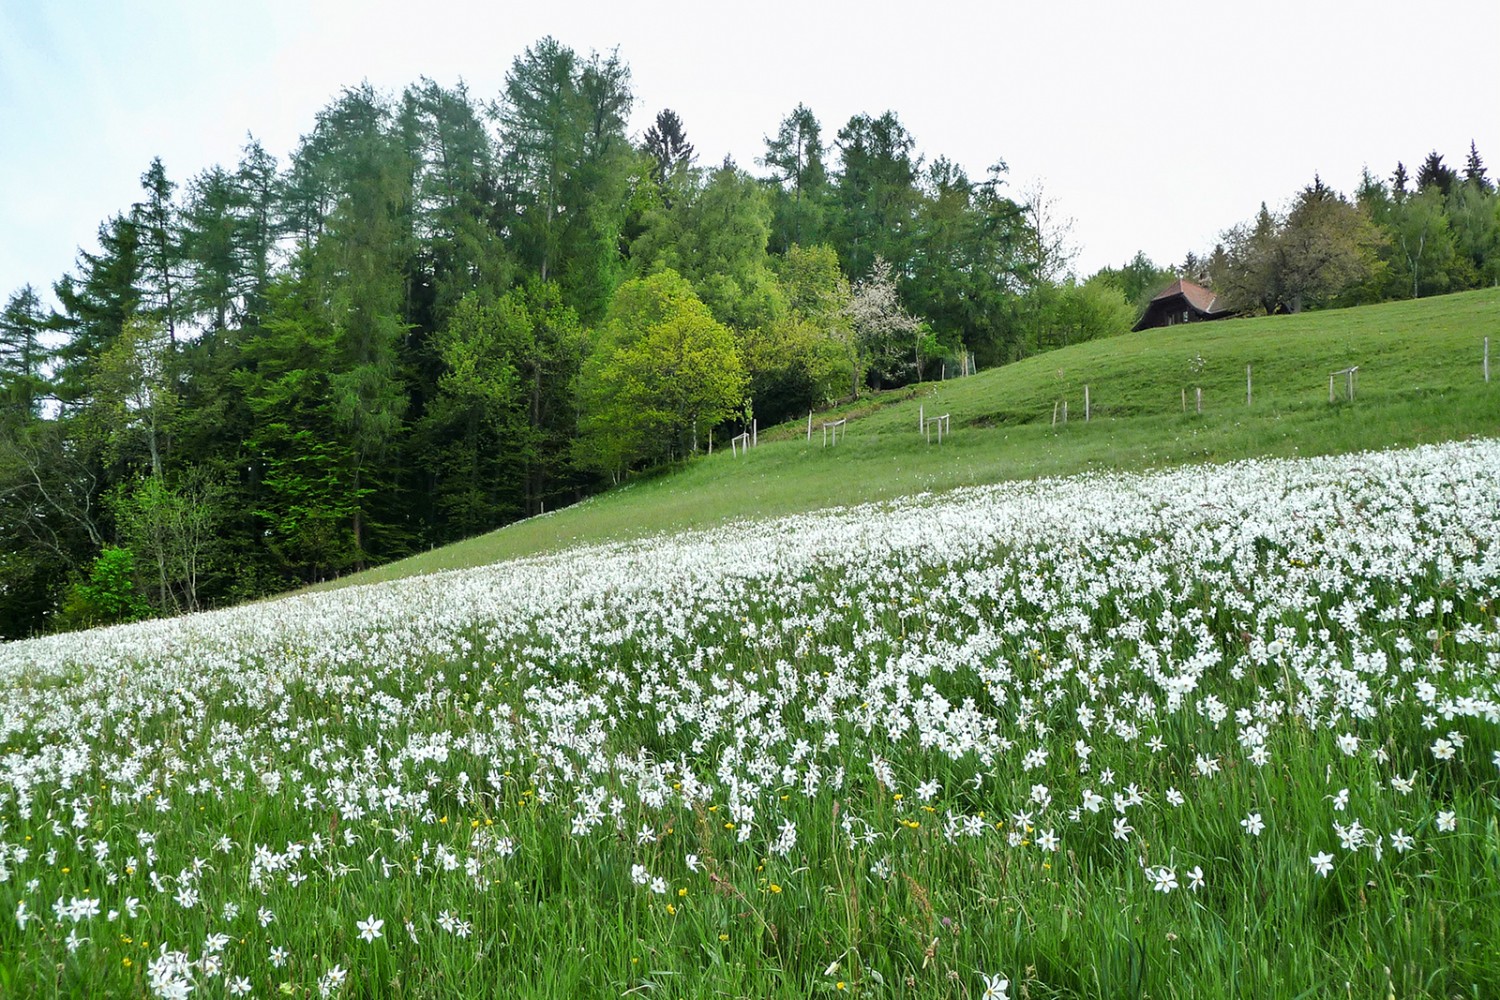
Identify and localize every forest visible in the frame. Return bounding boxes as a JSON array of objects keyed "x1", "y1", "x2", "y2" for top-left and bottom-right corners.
[{"x1": 1, "y1": 36, "x2": 1497, "y2": 637}]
